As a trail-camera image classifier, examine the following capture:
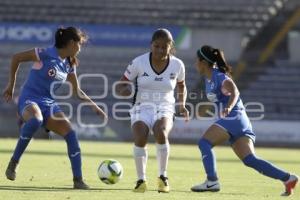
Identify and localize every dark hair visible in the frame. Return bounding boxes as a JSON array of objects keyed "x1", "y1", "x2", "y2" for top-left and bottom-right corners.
[
  {"x1": 151, "y1": 28, "x2": 175, "y2": 55},
  {"x1": 197, "y1": 45, "x2": 232, "y2": 76},
  {"x1": 54, "y1": 27, "x2": 87, "y2": 67}
]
